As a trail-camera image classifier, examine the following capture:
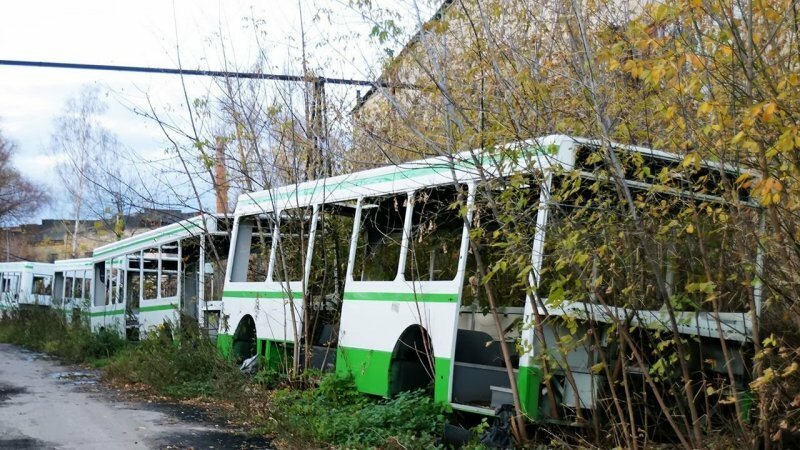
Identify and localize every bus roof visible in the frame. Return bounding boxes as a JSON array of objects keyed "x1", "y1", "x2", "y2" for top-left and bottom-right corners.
[
  {"x1": 235, "y1": 135, "x2": 571, "y2": 216},
  {"x1": 92, "y1": 214, "x2": 225, "y2": 259},
  {"x1": 0, "y1": 261, "x2": 54, "y2": 273},
  {"x1": 234, "y1": 134, "x2": 747, "y2": 216},
  {"x1": 53, "y1": 257, "x2": 94, "y2": 272}
]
